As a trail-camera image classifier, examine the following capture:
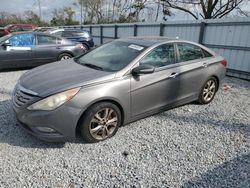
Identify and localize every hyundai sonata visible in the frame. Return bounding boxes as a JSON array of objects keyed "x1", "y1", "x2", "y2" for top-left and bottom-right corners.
[{"x1": 12, "y1": 37, "x2": 227, "y2": 142}]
